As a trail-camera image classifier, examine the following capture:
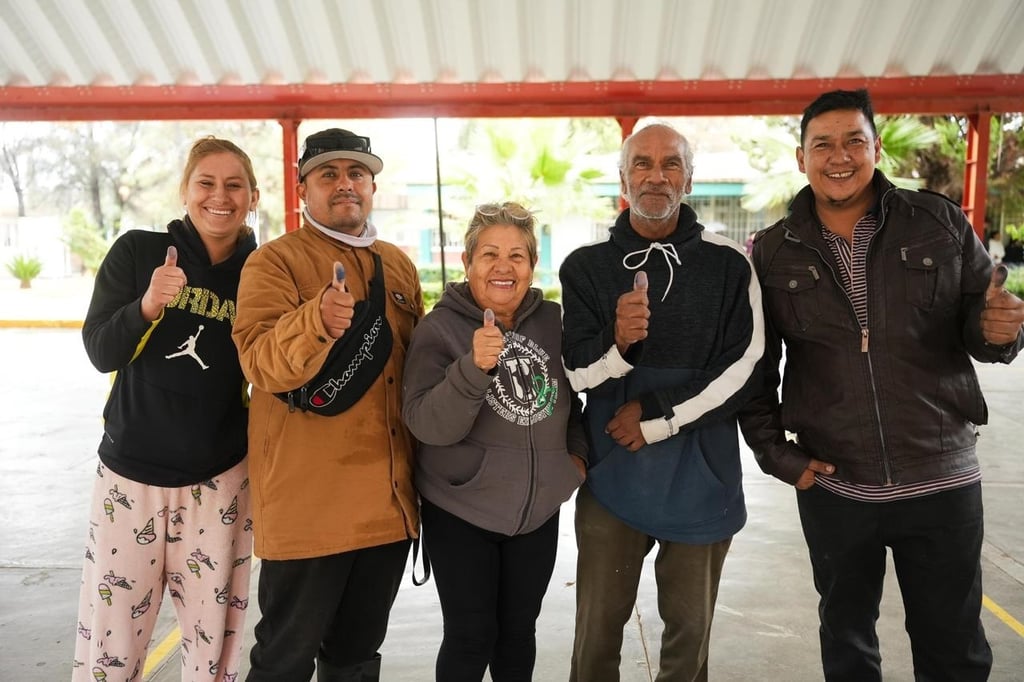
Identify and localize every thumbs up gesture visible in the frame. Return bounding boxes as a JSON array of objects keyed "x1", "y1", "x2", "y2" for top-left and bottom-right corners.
[
  {"x1": 614, "y1": 270, "x2": 651, "y2": 353},
  {"x1": 981, "y1": 263, "x2": 1024, "y2": 346},
  {"x1": 320, "y1": 261, "x2": 356, "y2": 339},
  {"x1": 141, "y1": 245, "x2": 187, "y2": 322},
  {"x1": 472, "y1": 307, "x2": 504, "y2": 371}
]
